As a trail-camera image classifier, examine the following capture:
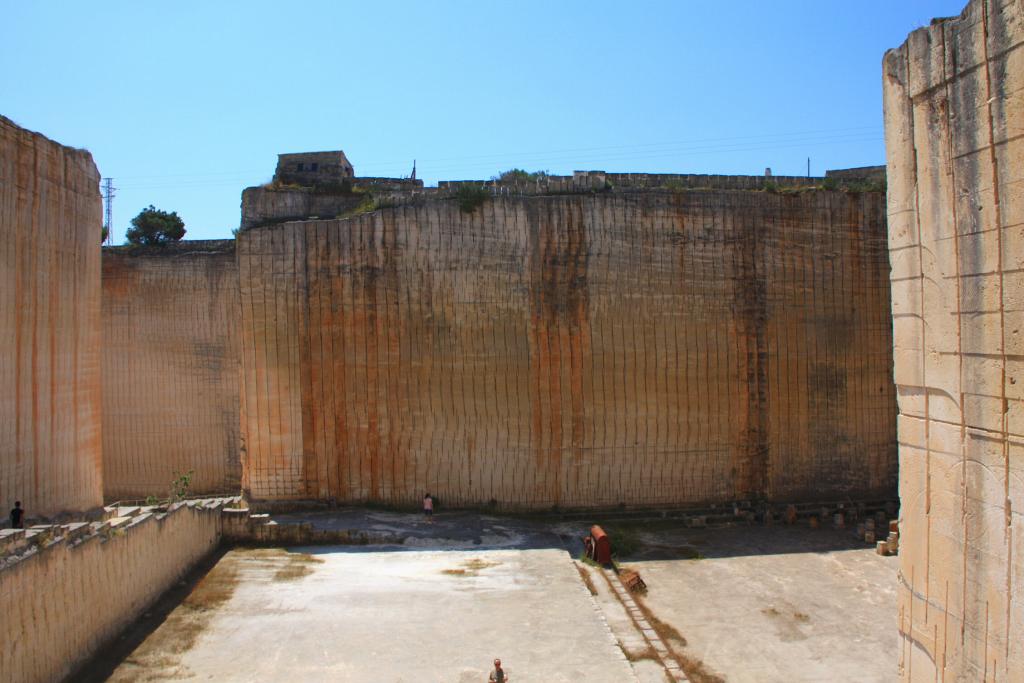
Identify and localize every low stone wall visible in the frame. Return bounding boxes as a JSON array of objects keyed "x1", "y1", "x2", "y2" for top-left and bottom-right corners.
[
  {"x1": 438, "y1": 171, "x2": 827, "y2": 193},
  {"x1": 0, "y1": 500, "x2": 232, "y2": 683},
  {"x1": 354, "y1": 177, "x2": 425, "y2": 192},
  {"x1": 240, "y1": 169, "x2": 881, "y2": 230},
  {"x1": 825, "y1": 165, "x2": 886, "y2": 183},
  {"x1": 220, "y1": 509, "x2": 403, "y2": 546}
]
